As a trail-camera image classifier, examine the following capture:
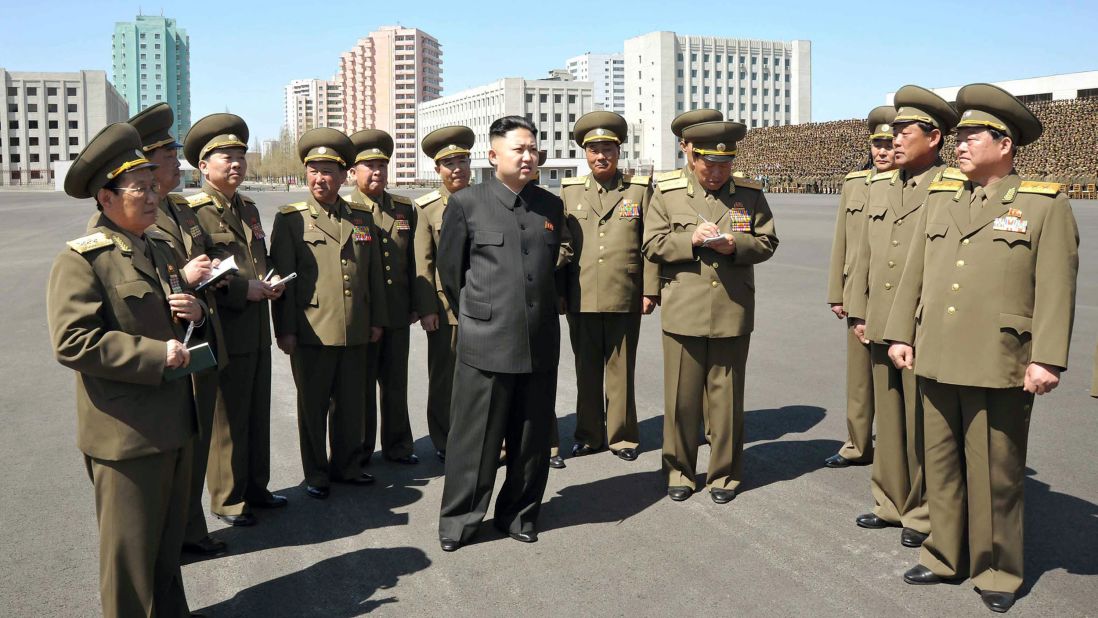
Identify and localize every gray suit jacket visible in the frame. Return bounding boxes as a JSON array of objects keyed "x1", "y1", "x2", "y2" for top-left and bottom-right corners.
[{"x1": 438, "y1": 177, "x2": 568, "y2": 374}]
